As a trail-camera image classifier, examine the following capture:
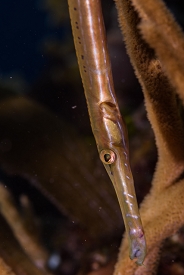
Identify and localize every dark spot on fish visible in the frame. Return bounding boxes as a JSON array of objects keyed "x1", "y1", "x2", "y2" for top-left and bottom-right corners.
[
  {"x1": 134, "y1": 248, "x2": 141, "y2": 258},
  {"x1": 109, "y1": 165, "x2": 113, "y2": 176},
  {"x1": 104, "y1": 154, "x2": 111, "y2": 163}
]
